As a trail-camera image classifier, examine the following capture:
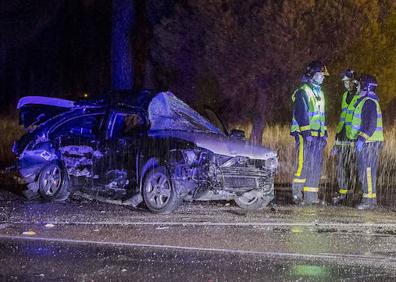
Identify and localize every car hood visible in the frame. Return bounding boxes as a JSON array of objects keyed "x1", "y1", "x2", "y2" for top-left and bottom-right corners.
[
  {"x1": 148, "y1": 92, "x2": 224, "y2": 135},
  {"x1": 148, "y1": 130, "x2": 277, "y2": 160}
]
